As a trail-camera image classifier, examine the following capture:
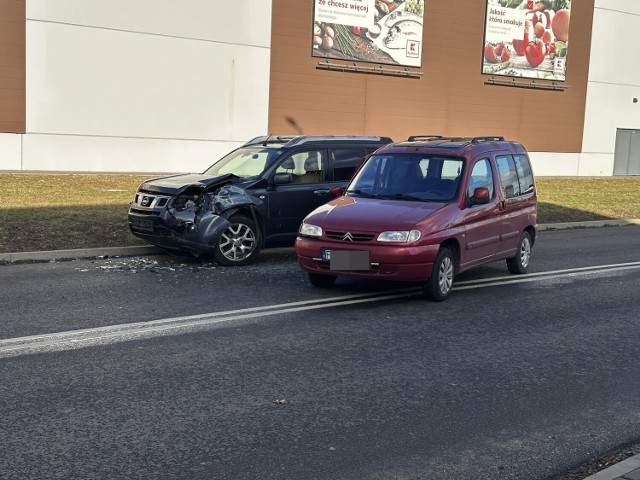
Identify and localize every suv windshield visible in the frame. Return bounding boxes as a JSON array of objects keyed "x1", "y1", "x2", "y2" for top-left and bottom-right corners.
[
  {"x1": 348, "y1": 154, "x2": 464, "y2": 202},
  {"x1": 203, "y1": 147, "x2": 282, "y2": 178}
]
